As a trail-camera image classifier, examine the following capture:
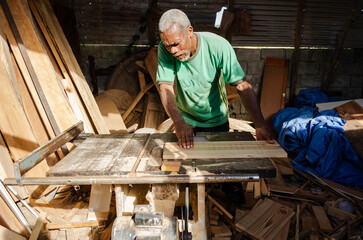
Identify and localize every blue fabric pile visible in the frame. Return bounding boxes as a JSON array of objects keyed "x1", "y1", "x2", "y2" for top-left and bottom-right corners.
[{"x1": 273, "y1": 88, "x2": 363, "y2": 187}]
